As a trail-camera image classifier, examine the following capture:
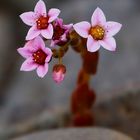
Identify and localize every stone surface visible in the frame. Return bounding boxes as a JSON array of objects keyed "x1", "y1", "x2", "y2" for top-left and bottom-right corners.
[
  {"x1": 13, "y1": 128, "x2": 133, "y2": 140},
  {"x1": 95, "y1": 90, "x2": 140, "y2": 140}
]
